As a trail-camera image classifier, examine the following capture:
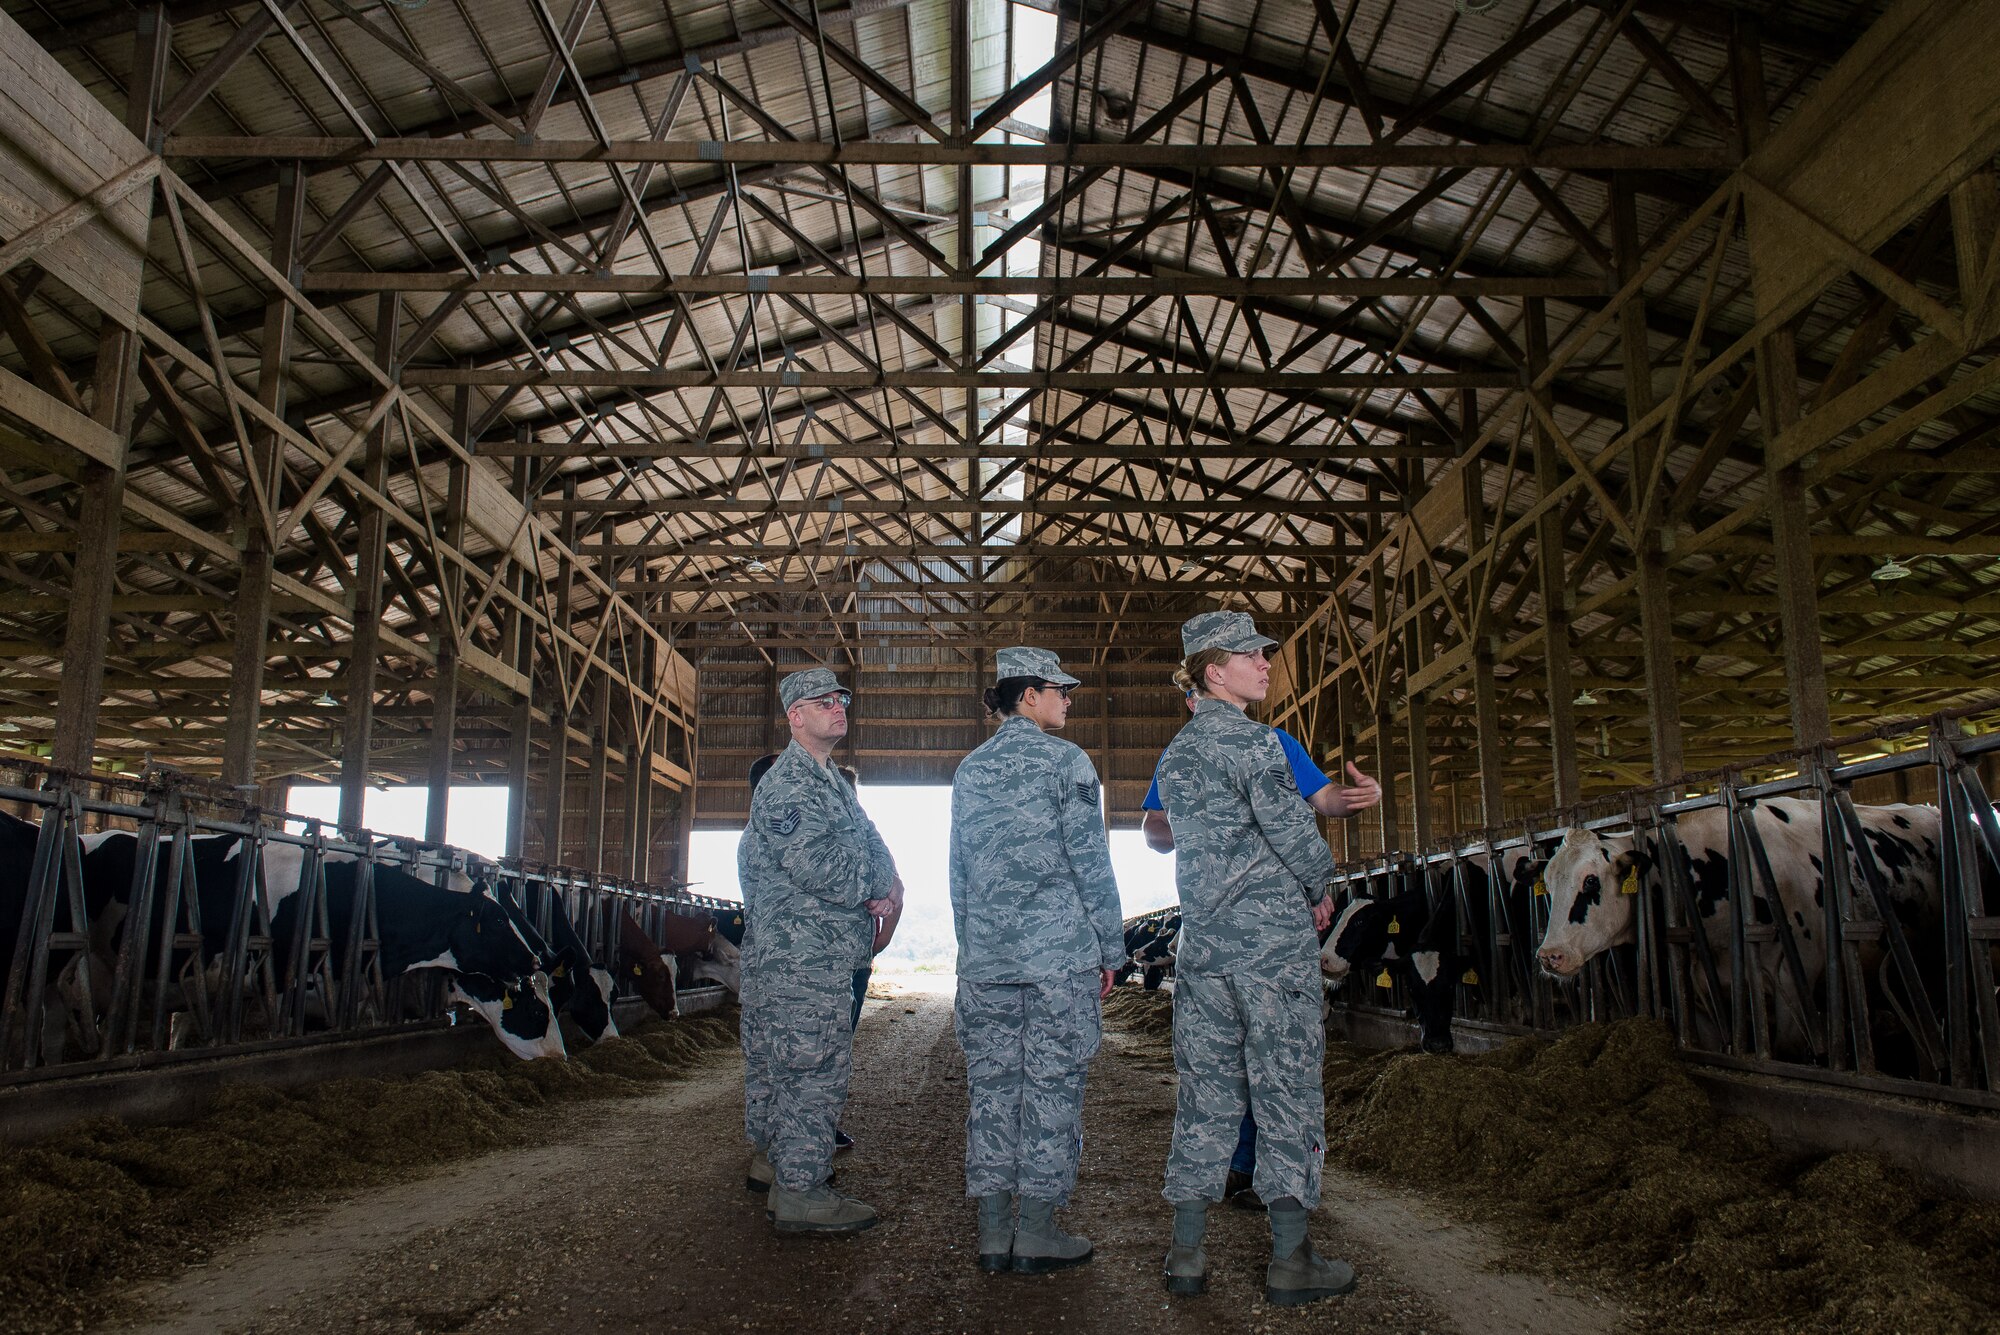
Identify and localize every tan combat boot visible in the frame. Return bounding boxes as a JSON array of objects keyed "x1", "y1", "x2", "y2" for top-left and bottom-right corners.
[
  {"x1": 768, "y1": 1182, "x2": 878, "y2": 1235},
  {"x1": 1011, "y1": 1197, "x2": 1091, "y2": 1274},
  {"x1": 1265, "y1": 1243, "x2": 1356, "y2": 1306},
  {"x1": 745, "y1": 1149, "x2": 773, "y2": 1193}
]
